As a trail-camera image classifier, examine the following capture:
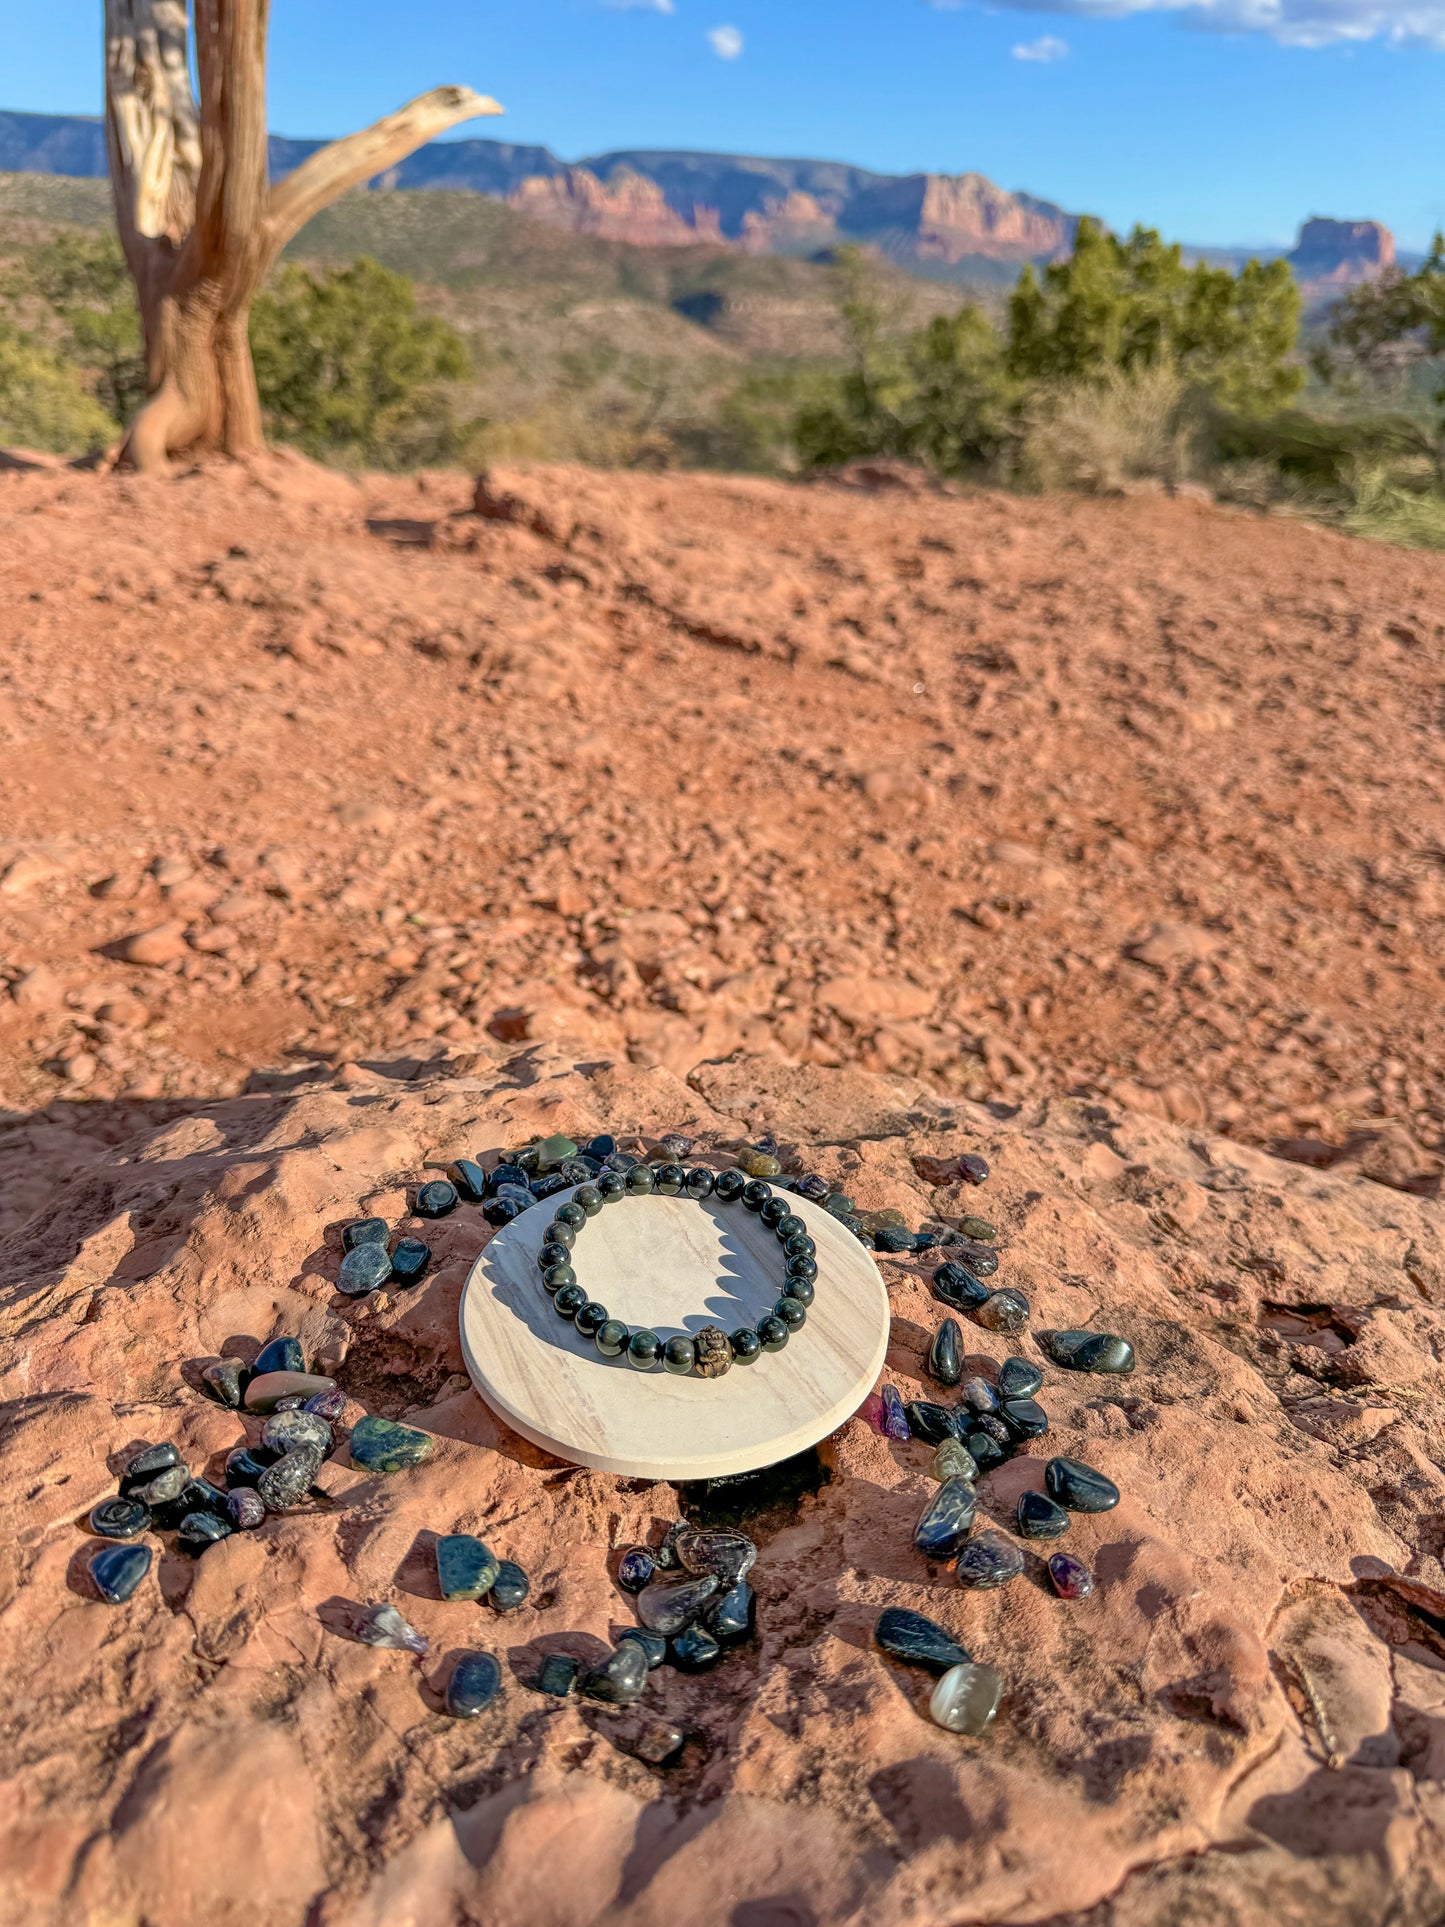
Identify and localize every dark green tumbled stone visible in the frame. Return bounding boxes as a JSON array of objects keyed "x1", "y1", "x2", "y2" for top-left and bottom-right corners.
[
  {"x1": 928, "y1": 1318, "x2": 964, "y2": 1387},
  {"x1": 580, "y1": 1641, "x2": 649, "y2": 1705},
  {"x1": 670, "y1": 1624, "x2": 721, "y2": 1670},
  {"x1": 389, "y1": 1237, "x2": 431, "y2": 1285},
  {"x1": 1017, "y1": 1491, "x2": 1070, "y2": 1539},
  {"x1": 874, "y1": 1606, "x2": 970, "y2": 1675},
  {"x1": 637, "y1": 1572, "x2": 718, "y2": 1635},
  {"x1": 89, "y1": 1541, "x2": 151, "y2": 1603},
  {"x1": 436, "y1": 1533, "x2": 500, "y2": 1600},
  {"x1": 253, "y1": 1337, "x2": 305, "y2": 1377},
  {"x1": 349, "y1": 1415, "x2": 433, "y2": 1474},
  {"x1": 534, "y1": 1135, "x2": 579, "y2": 1172},
  {"x1": 445, "y1": 1650, "x2": 503, "y2": 1717},
  {"x1": 1045, "y1": 1456, "x2": 1120, "y2": 1513},
  {"x1": 873, "y1": 1226, "x2": 916, "y2": 1253},
  {"x1": 343, "y1": 1217, "x2": 389, "y2": 1251},
  {"x1": 913, "y1": 1477, "x2": 977, "y2": 1560},
  {"x1": 489, "y1": 1560, "x2": 530, "y2": 1610},
  {"x1": 824, "y1": 1193, "x2": 854, "y2": 1218},
  {"x1": 973, "y1": 1288, "x2": 1030, "y2": 1333},
  {"x1": 338, "y1": 1243, "x2": 392, "y2": 1295},
  {"x1": 89, "y1": 1496, "x2": 150, "y2": 1539},
  {"x1": 536, "y1": 1653, "x2": 580, "y2": 1697},
  {"x1": 998, "y1": 1357, "x2": 1043, "y2": 1398}
]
